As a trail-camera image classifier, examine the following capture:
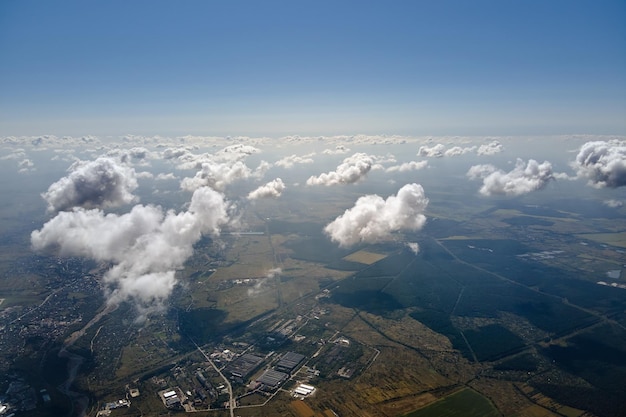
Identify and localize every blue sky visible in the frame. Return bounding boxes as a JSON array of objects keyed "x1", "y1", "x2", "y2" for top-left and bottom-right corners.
[{"x1": 0, "y1": 0, "x2": 624, "y2": 137}]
